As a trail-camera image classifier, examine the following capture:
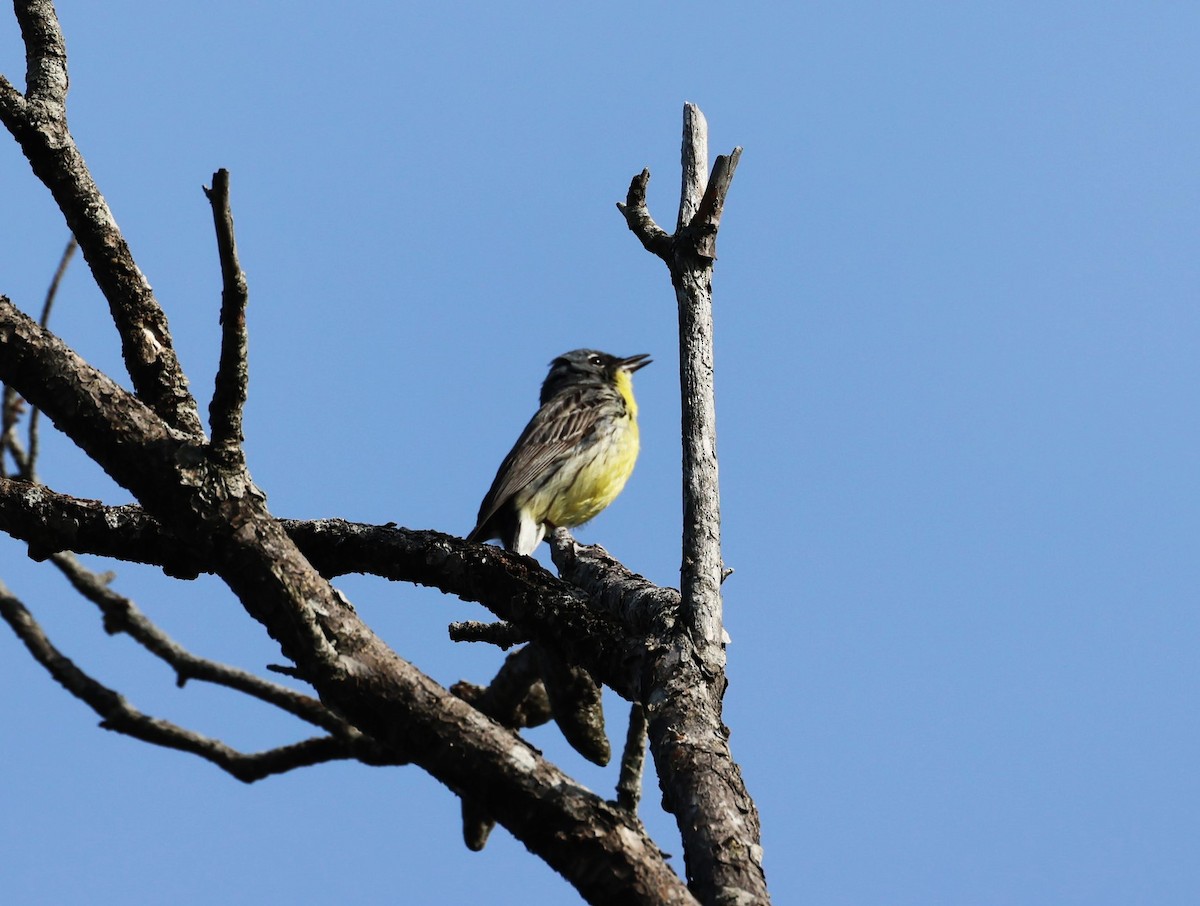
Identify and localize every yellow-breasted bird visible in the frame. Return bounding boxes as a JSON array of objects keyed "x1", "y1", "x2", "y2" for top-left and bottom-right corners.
[{"x1": 468, "y1": 349, "x2": 651, "y2": 555}]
